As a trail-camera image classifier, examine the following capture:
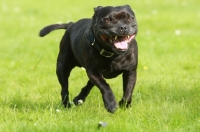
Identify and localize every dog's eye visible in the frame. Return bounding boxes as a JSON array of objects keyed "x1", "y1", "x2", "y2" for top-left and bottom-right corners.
[
  {"x1": 129, "y1": 17, "x2": 134, "y2": 21},
  {"x1": 103, "y1": 18, "x2": 110, "y2": 23}
]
